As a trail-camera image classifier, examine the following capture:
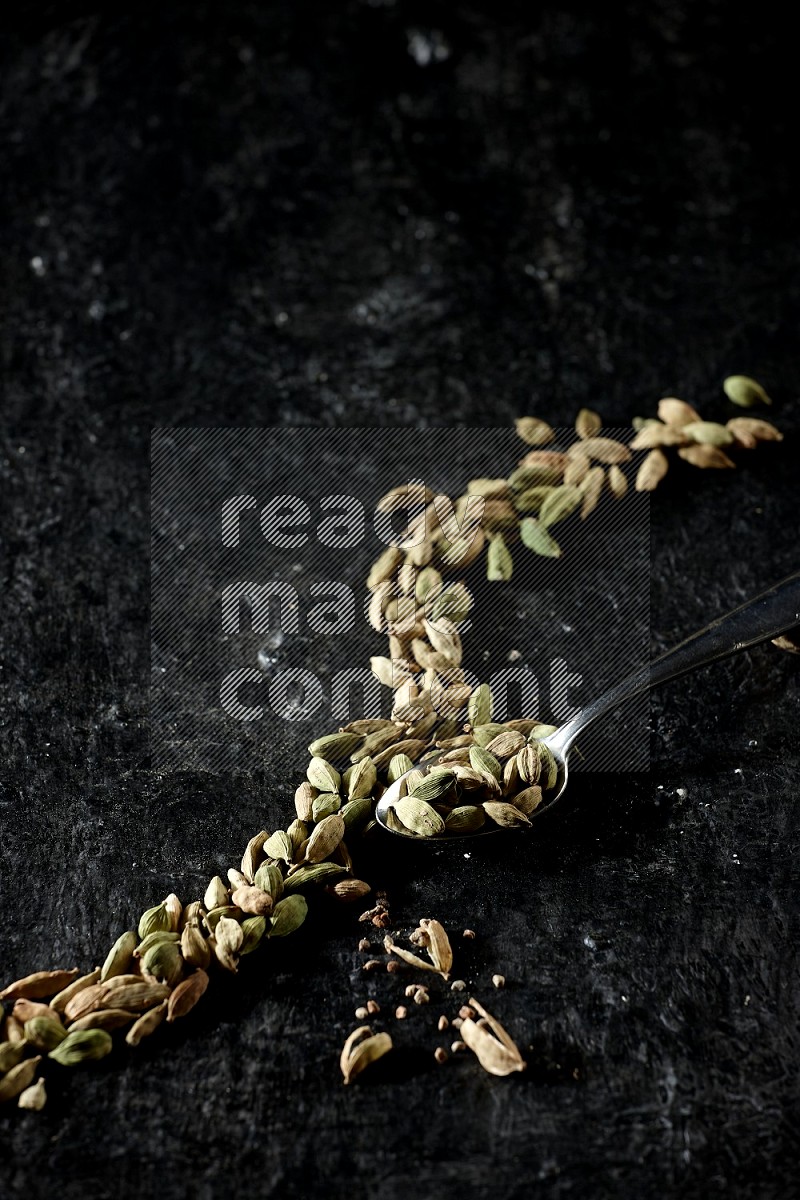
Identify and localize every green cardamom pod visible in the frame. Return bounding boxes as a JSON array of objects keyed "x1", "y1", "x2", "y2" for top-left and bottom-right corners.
[
  {"x1": 48, "y1": 1030, "x2": 113, "y2": 1067},
  {"x1": 444, "y1": 805, "x2": 486, "y2": 833},
  {"x1": 520, "y1": 517, "x2": 562, "y2": 558},
  {"x1": 394, "y1": 797, "x2": 446, "y2": 837},
  {"x1": 0, "y1": 1040, "x2": 28, "y2": 1073},
  {"x1": 253, "y1": 862, "x2": 284, "y2": 900},
  {"x1": 386, "y1": 754, "x2": 414, "y2": 784},
  {"x1": 482, "y1": 801, "x2": 532, "y2": 829},
  {"x1": 269, "y1": 895, "x2": 308, "y2": 937},
  {"x1": 340, "y1": 797, "x2": 373, "y2": 830},
  {"x1": 723, "y1": 374, "x2": 771, "y2": 408},
  {"x1": 23, "y1": 1017, "x2": 68, "y2": 1052},
  {"x1": 307, "y1": 731, "x2": 363, "y2": 761},
  {"x1": 283, "y1": 862, "x2": 346, "y2": 892},
  {"x1": 467, "y1": 683, "x2": 492, "y2": 729},
  {"x1": 240, "y1": 916, "x2": 268, "y2": 955},
  {"x1": 100, "y1": 930, "x2": 137, "y2": 982},
  {"x1": 486, "y1": 533, "x2": 513, "y2": 581},
  {"x1": 137, "y1": 902, "x2": 171, "y2": 940},
  {"x1": 538, "y1": 485, "x2": 582, "y2": 529},
  {"x1": 134, "y1": 931, "x2": 179, "y2": 958},
  {"x1": 472, "y1": 722, "x2": 509, "y2": 748},
  {"x1": 311, "y1": 793, "x2": 341, "y2": 821},
  {"x1": 263, "y1": 830, "x2": 293, "y2": 862},
  {"x1": 469, "y1": 746, "x2": 502, "y2": 781},
  {"x1": 344, "y1": 756, "x2": 377, "y2": 799},
  {"x1": 409, "y1": 771, "x2": 455, "y2": 803},
  {"x1": 141, "y1": 941, "x2": 184, "y2": 988},
  {"x1": 307, "y1": 756, "x2": 341, "y2": 793}
]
